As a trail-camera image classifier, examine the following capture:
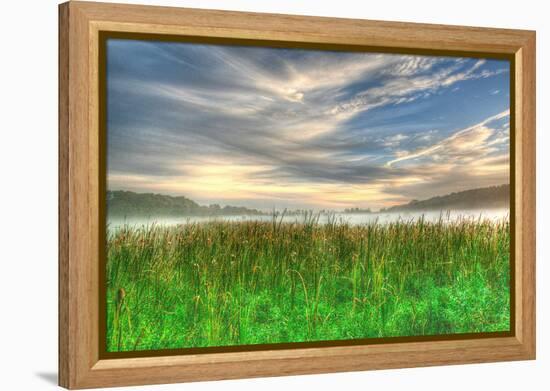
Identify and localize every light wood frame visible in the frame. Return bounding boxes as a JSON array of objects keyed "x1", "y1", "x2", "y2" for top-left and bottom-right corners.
[{"x1": 59, "y1": 1, "x2": 536, "y2": 389}]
